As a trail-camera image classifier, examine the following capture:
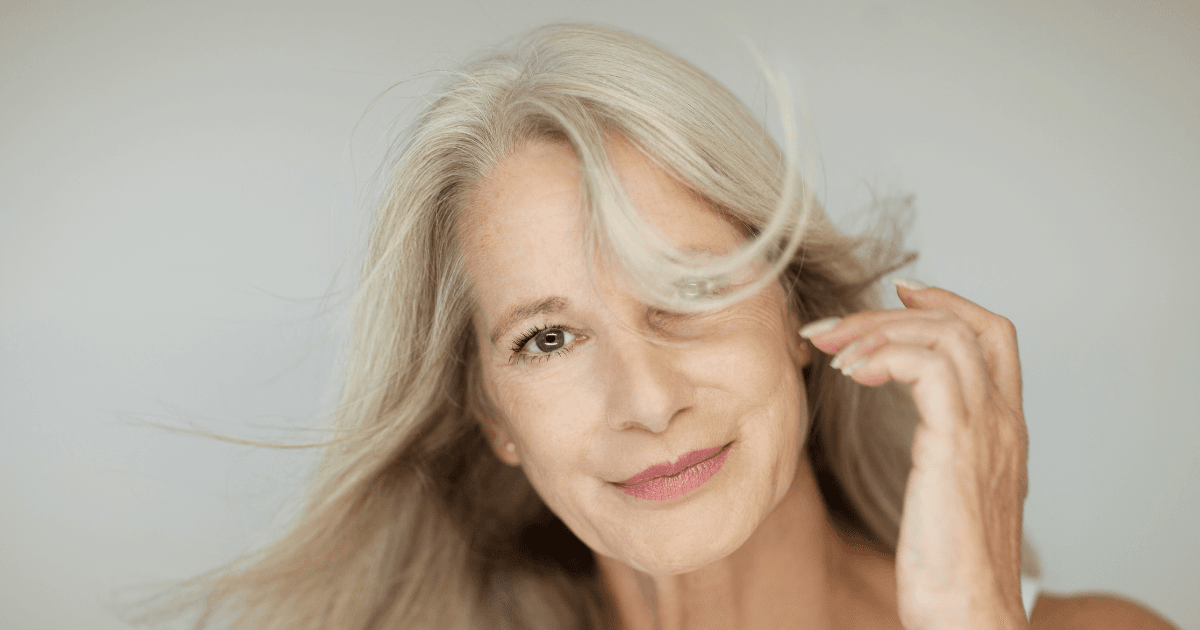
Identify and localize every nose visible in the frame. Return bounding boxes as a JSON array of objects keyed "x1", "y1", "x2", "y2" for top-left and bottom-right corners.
[{"x1": 603, "y1": 327, "x2": 695, "y2": 433}]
